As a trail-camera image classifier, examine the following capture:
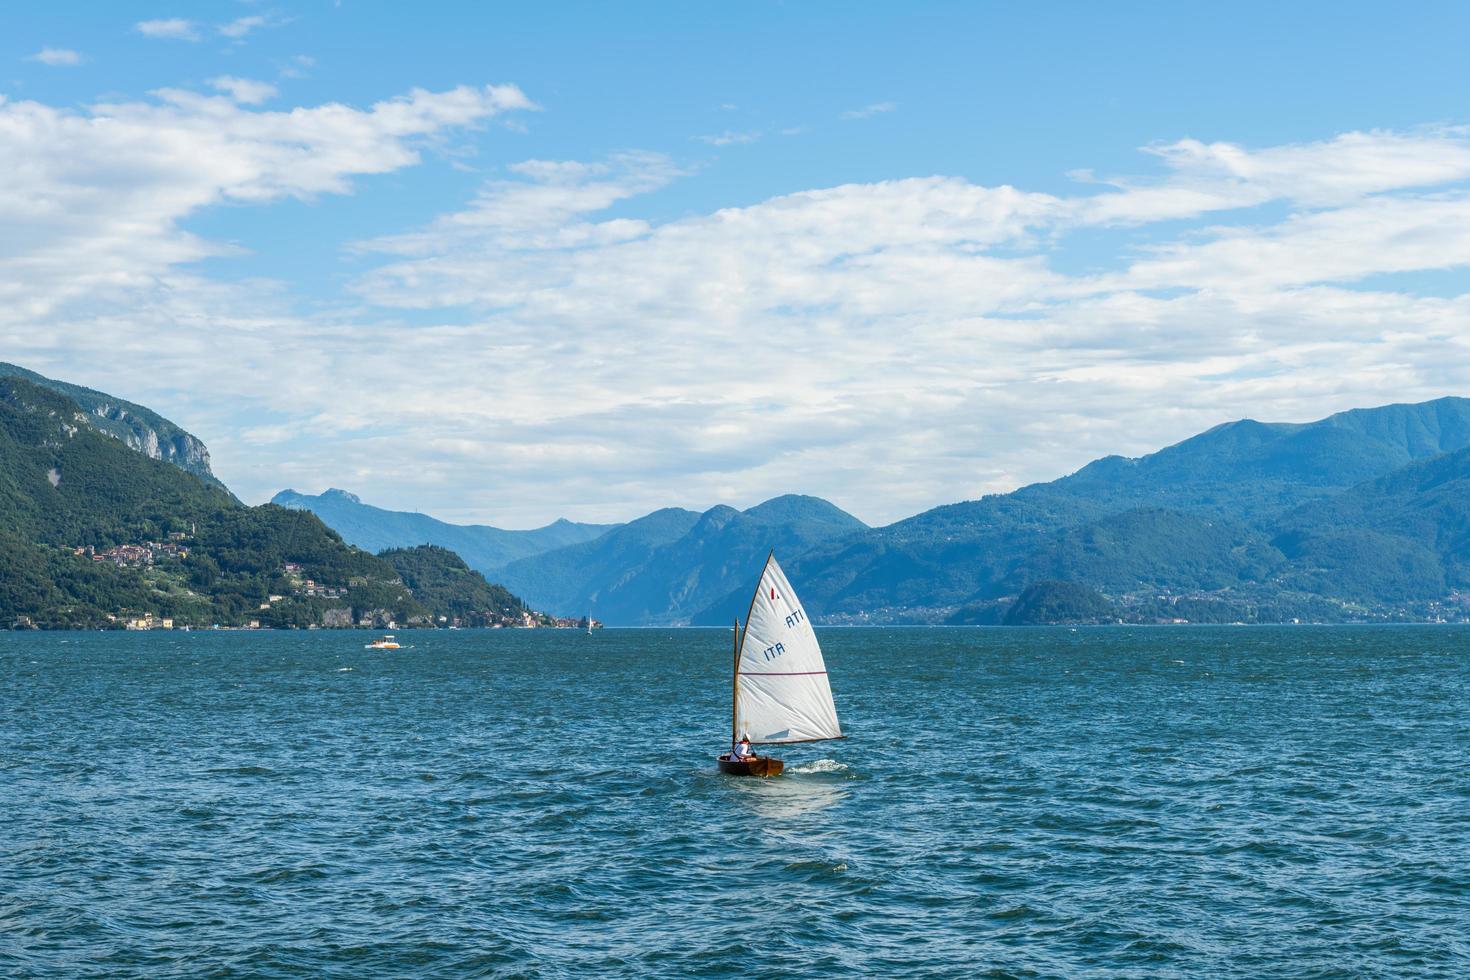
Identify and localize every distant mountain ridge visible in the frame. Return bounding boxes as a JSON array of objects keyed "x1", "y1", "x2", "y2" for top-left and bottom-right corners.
[
  {"x1": 271, "y1": 488, "x2": 617, "y2": 573},
  {"x1": 763, "y1": 396, "x2": 1470, "y2": 624},
  {"x1": 498, "y1": 494, "x2": 868, "y2": 624},
  {"x1": 1052, "y1": 397, "x2": 1470, "y2": 518}
]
